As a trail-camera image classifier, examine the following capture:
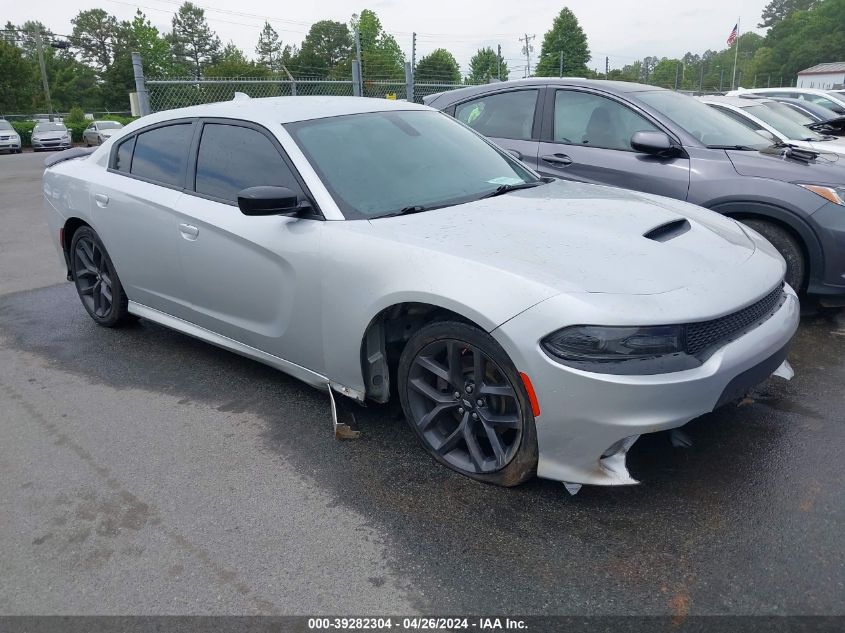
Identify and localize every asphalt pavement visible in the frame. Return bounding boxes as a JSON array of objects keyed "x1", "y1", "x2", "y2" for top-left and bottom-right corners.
[{"x1": 0, "y1": 150, "x2": 843, "y2": 617}]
